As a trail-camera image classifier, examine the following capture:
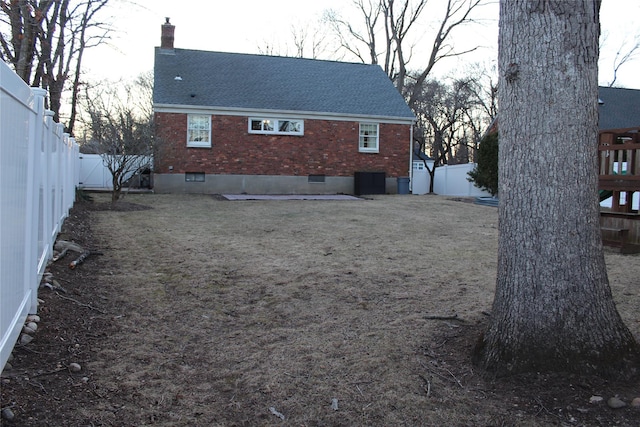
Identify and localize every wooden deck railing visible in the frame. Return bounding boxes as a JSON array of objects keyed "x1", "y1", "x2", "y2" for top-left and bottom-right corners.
[{"x1": 598, "y1": 127, "x2": 639, "y2": 213}]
